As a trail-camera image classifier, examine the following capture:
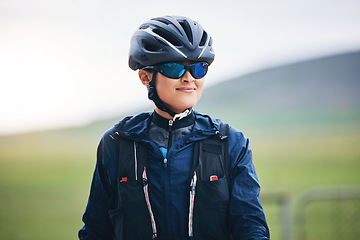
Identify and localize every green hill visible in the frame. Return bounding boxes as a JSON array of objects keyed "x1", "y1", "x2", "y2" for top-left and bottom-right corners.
[
  {"x1": 196, "y1": 50, "x2": 360, "y2": 132},
  {"x1": 1, "y1": 51, "x2": 360, "y2": 240}
]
